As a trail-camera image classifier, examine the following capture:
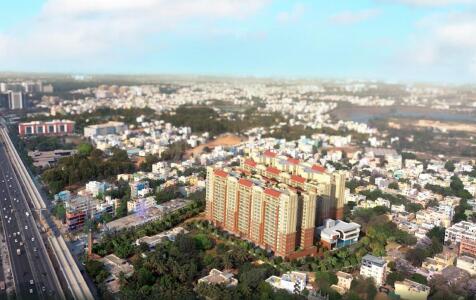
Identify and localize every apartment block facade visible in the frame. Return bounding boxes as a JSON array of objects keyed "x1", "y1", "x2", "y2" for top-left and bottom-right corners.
[
  {"x1": 18, "y1": 120, "x2": 75, "y2": 136},
  {"x1": 205, "y1": 151, "x2": 346, "y2": 258}
]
